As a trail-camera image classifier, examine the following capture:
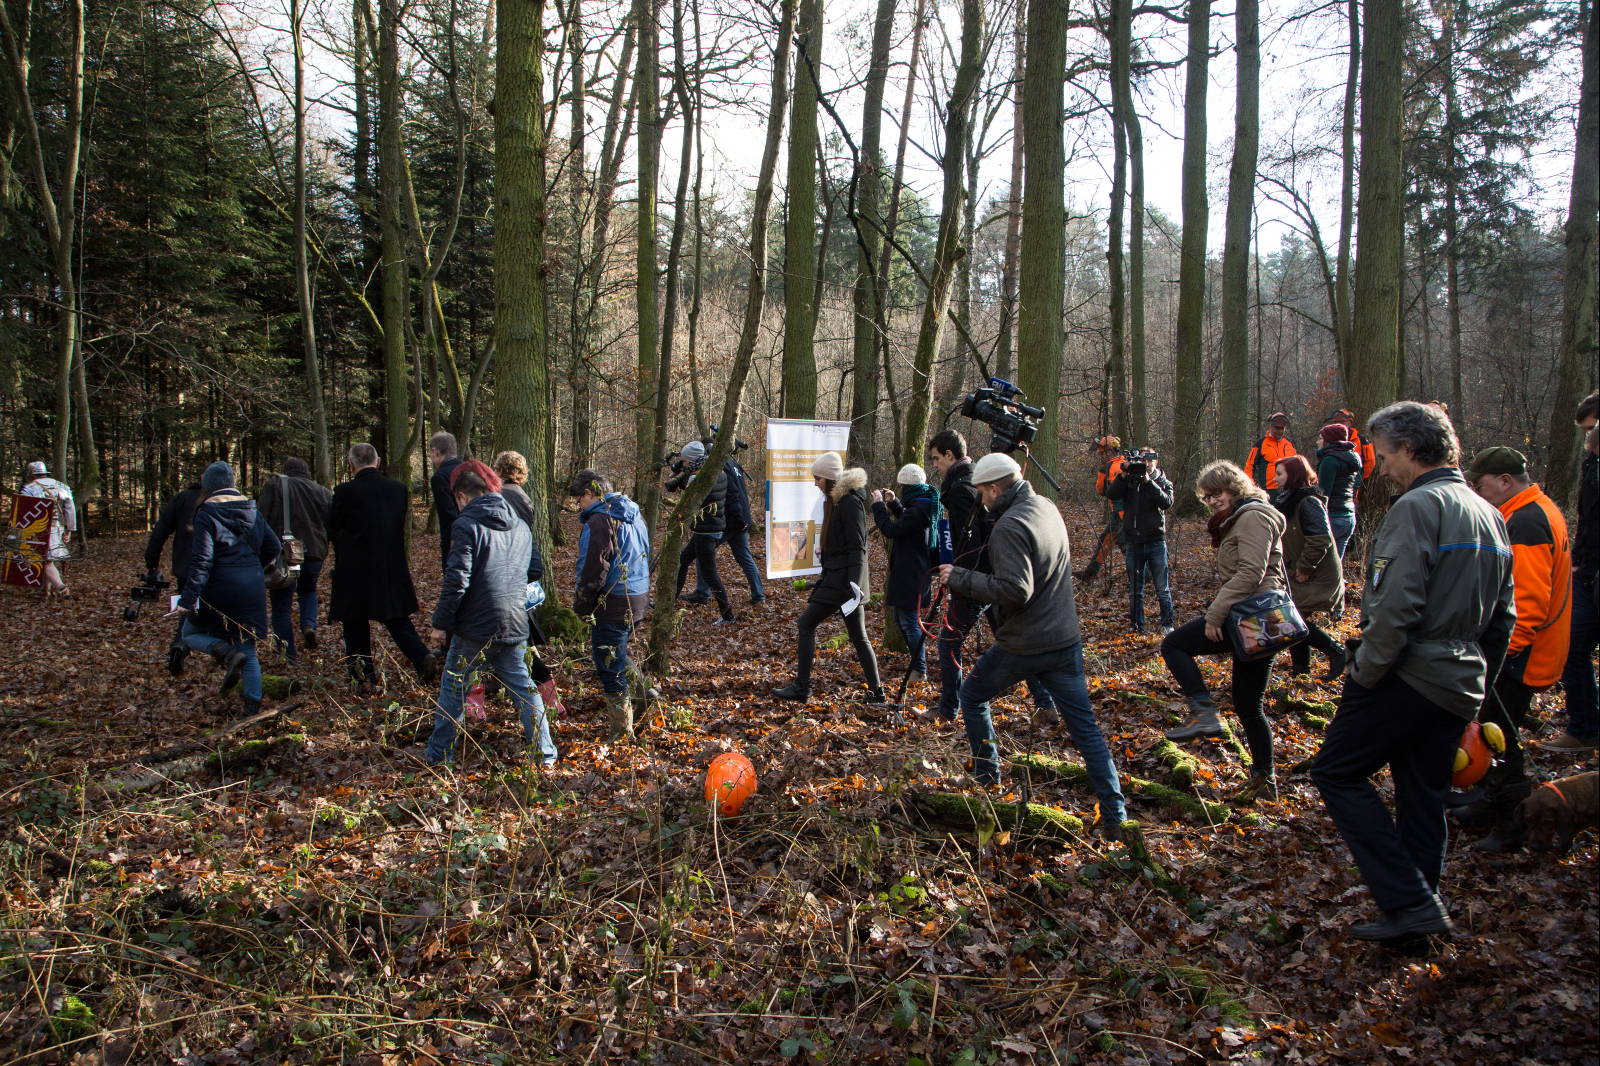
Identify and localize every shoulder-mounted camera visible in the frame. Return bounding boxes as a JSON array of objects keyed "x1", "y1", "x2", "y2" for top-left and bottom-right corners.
[{"x1": 960, "y1": 377, "x2": 1045, "y2": 454}]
